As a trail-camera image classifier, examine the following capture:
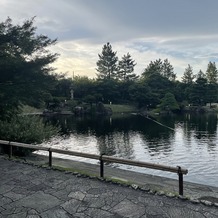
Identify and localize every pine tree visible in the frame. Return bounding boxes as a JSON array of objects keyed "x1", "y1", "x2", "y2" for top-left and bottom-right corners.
[
  {"x1": 196, "y1": 69, "x2": 206, "y2": 79},
  {"x1": 142, "y1": 59, "x2": 162, "y2": 79},
  {"x1": 182, "y1": 65, "x2": 195, "y2": 84},
  {"x1": 206, "y1": 61, "x2": 218, "y2": 84},
  {"x1": 142, "y1": 59, "x2": 176, "y2": 81},
  {"x1": 162, "y1": 59, "x2": 176, "y2": 81},
  {"x1": 96, "y1": 42, "x2": 118, "y2": 80},
  {"x1": 117, "y1": 53, "x2": 138, "y2": 81}
]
